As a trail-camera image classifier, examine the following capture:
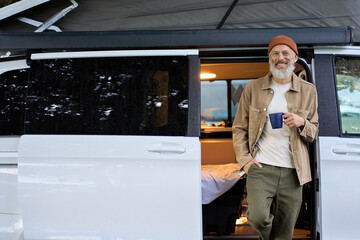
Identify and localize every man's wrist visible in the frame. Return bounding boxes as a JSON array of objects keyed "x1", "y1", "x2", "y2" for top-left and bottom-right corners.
[{"x1": 299, "y1": 117, "x2": 306, "y2": 131}]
